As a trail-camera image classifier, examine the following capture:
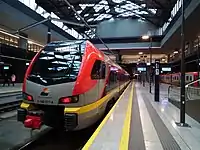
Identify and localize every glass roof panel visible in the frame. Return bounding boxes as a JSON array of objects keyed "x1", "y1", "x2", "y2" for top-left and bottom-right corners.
[
  {"x1": 76, "y1": 0, "x2": 159, "y2": 25},
  {"x1": 36, "y1": 0, "x2": 176, "y2": 38}
]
